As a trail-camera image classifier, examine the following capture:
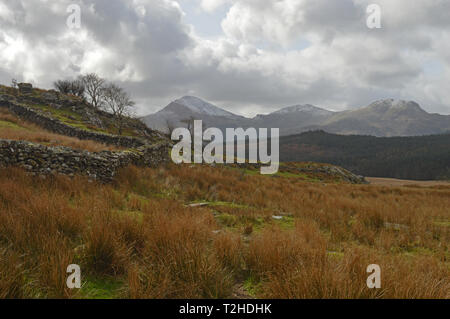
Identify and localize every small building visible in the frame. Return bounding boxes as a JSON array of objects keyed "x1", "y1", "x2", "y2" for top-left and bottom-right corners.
[{"x1": 18, "y1": 83, "x2": 33, "y2": 95}]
